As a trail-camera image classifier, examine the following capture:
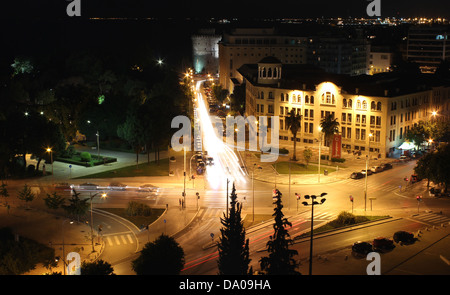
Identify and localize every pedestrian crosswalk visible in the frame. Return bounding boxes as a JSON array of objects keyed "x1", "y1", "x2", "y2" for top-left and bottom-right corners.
[
  {"x1": 305, "y1": 211, "x2": 336, "y2": 221},
  {"x1": 197, "y1": 207, "x2": 226, "y2": 220},
  {"x1": 339, "y1": 178, "x2": 400, "y2": 193},
  {"x1": 103, "y1": 232, "x2": 135, "y2": 247},
  {"x1": 411, "y1": 212, "x2": 450, "y2": 225}
]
